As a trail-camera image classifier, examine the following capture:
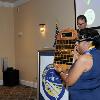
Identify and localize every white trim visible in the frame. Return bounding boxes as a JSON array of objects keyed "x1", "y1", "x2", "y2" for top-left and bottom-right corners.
[
  {"x1": 20, "y1": 80, "x2": 37, "y2": 88},
  {"x1": 0, "y1": 0, "x2": 31, "y2": 7},
  {"x1": 0, "y1": 79, "x2": 37, "y2": 88},
  {"x1": 0, "y1": 80, "x2": 3, "y2": 85}
]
